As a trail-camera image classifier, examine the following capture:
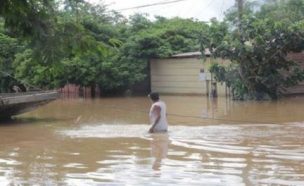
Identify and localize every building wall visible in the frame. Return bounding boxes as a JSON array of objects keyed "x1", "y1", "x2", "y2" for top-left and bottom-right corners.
[
  {"x1": 150, "y1": 52, "x2": 304, "y2": 96},
  {"x1": 150, "y1": 57, "x2": 228, "y2": 96}
]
